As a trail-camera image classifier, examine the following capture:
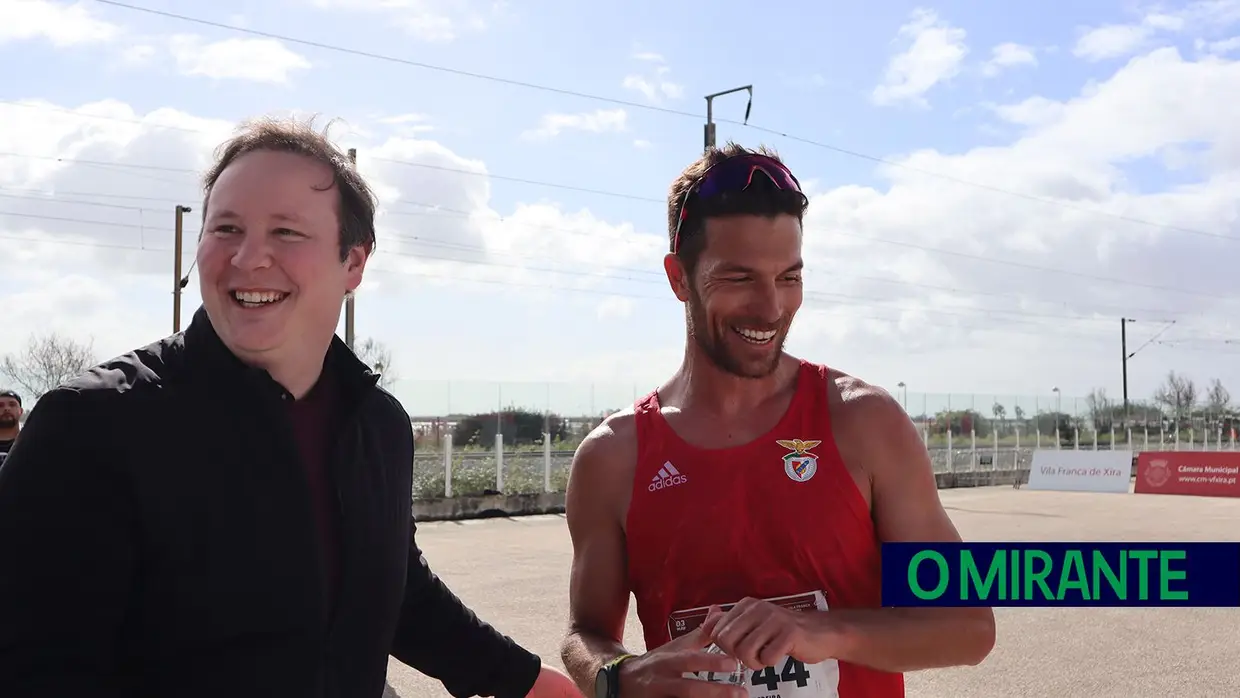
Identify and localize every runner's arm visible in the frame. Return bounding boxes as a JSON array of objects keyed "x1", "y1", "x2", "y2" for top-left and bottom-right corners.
[
  {"x1": 388, "y1": 414, "x2": 540, "y2": 698},
  {"x1": 0, "y1": 389, "x2": 134, "y2": 697},
  {"x1": 803, "y1": 388, "x2": 997, "y2": 672},
  {"x1": 559, "y1": 422, "x2": 638, "y2": 694}
]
